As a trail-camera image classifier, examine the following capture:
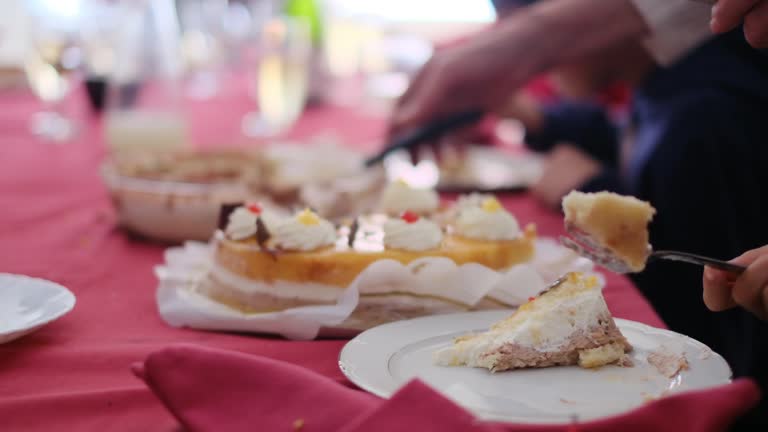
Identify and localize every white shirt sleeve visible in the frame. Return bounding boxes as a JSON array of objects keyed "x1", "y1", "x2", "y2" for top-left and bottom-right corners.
[{"x1": 629, "y1": 0, "x2": 713, "y2": 65}]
